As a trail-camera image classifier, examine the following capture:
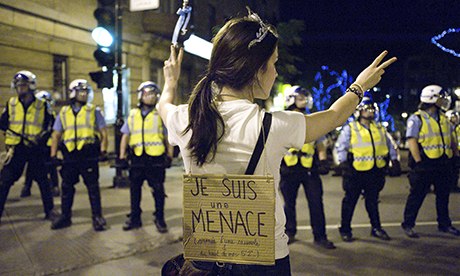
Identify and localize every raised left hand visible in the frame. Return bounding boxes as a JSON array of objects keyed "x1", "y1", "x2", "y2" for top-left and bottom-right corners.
[{"x1": 163, "y1": 45, "x2": 184, "y2": 88}]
